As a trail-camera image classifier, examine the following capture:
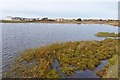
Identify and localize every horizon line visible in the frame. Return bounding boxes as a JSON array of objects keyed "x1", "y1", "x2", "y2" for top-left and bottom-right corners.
[{"x1": 1, "y1": 16, "x2": 119, "y2": 20}]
